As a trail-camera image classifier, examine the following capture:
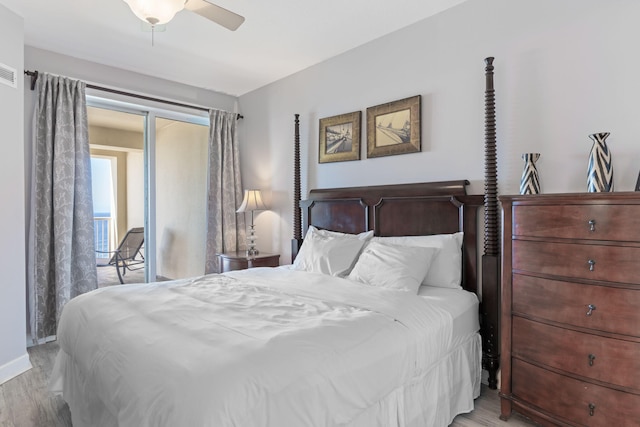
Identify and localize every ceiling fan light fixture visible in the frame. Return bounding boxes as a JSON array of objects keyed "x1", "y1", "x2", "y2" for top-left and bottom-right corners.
[{"x1": 122, "y1": 0, "x2": 185, "y2": 25}]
